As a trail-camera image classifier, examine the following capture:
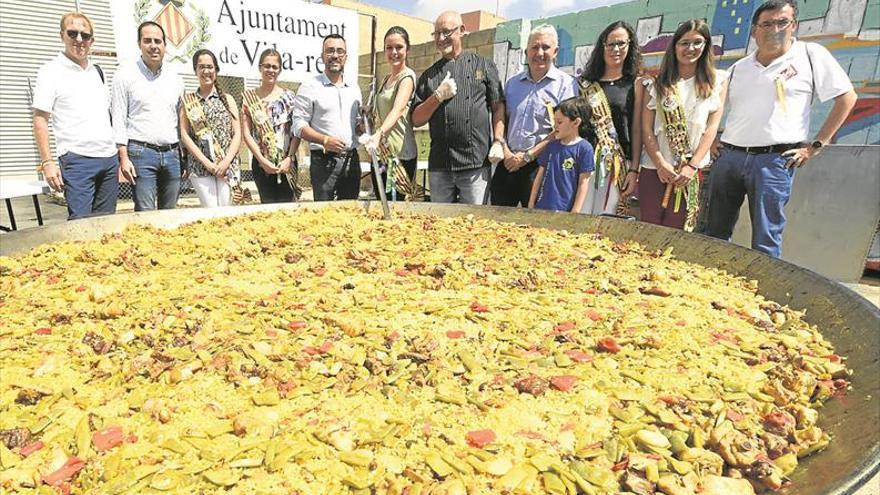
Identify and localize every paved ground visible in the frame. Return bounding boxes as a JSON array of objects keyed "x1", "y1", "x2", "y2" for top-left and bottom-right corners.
[{"x1": 2, "y1": 190, "x2": 879, "y2": 494}]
